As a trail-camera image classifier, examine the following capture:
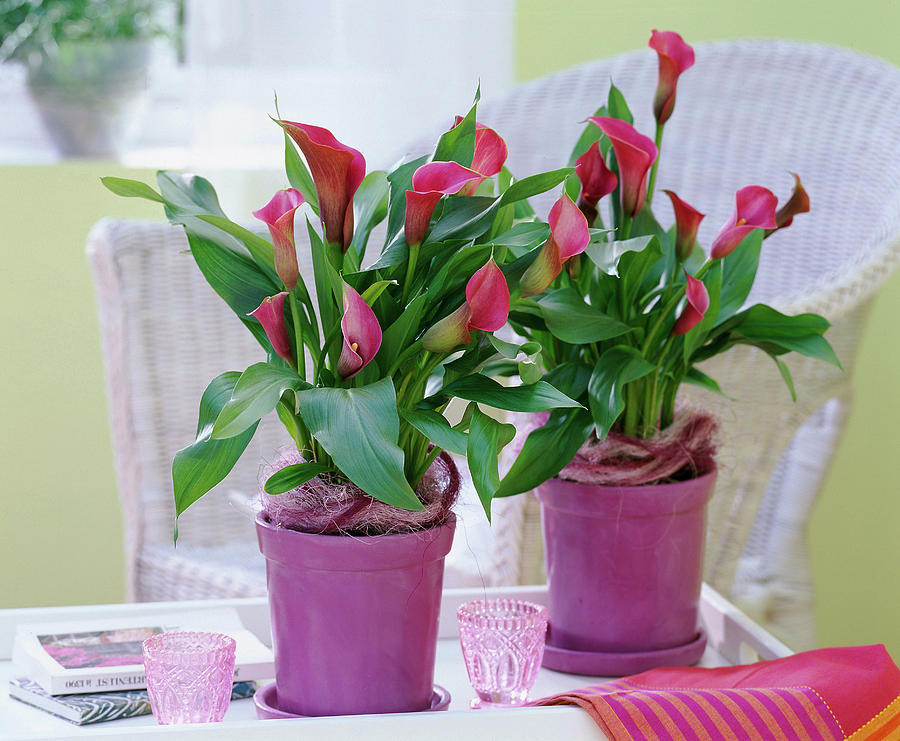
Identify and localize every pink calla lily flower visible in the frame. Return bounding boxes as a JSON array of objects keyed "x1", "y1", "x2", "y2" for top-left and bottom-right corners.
[
  {"x1": 588, "y1": 117, "x2": 658, "y2": 218},
  {"x1": 404, "y1": 161, "x2": 482, "y2": 247},
  {"x1": 576, "y1": 142, "x2": 617, "y2": 224},
  {"x1": 252, "y1": 188, "x2": 305, "y2": 289},
  {"x1": 279, "y1": 121, "x2": 365, "y2": 252},
  {"x1": 521, "y1": 193, "x2": 591, "y2": 297},
  {"x1": 337, "y1": 283, "x2": 382, "y2": 379},
  {"x1": 710, "y1": 185, "x2": 778, "y2": 258},
  {"x1": 422, "y1": 258, "x2": 510, "y2": 352},
  {"x1": 451, "y1": 116, "x2": 509, "y2": 195},
  {"x1": 649, "y1": 30, "x2": 695, "y2": 126},
  {"x1": 774, "y1": 173, "x2": 811, "y2": 230},
  {"x1": 249, "y1": 293, "x2": 293, "y2": 364},
  {"x1": 663, "y1": 190, "x2": 705, "y2": 261},
  {"x1": 672, "y1": 271, "x2": 710, "y2": 336}
]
